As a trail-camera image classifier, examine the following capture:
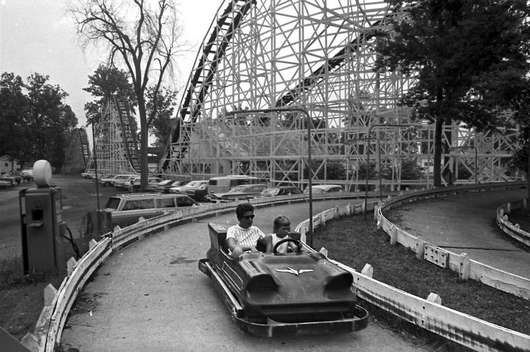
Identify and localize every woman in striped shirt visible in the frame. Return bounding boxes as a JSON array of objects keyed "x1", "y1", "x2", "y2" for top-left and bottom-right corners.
[{"x1": 226, "y1": 203, "x2": 270, "y2": 258}]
